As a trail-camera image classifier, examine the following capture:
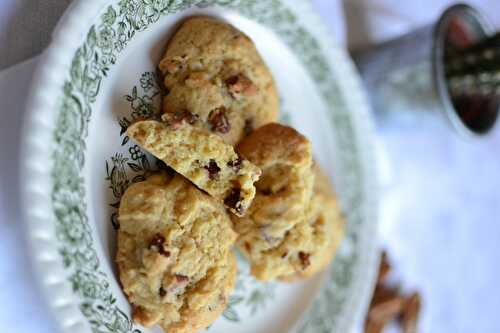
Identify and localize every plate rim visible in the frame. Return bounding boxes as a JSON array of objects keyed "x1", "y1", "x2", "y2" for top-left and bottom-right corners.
[{"x1": 20, "y1": 1, "x2": 380, "y2": 333}]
